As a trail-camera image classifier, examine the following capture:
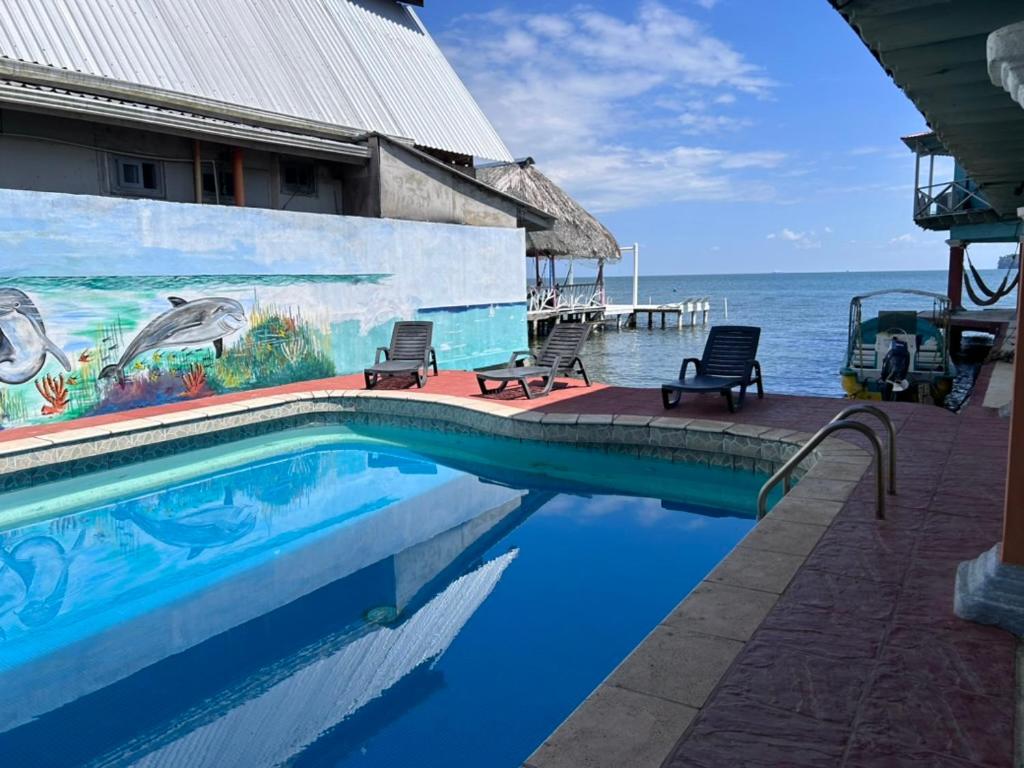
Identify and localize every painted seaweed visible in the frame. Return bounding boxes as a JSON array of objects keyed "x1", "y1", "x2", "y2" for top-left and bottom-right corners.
[{"x1": 207, "y1": 305, "x2": 335, "y2": 393}]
